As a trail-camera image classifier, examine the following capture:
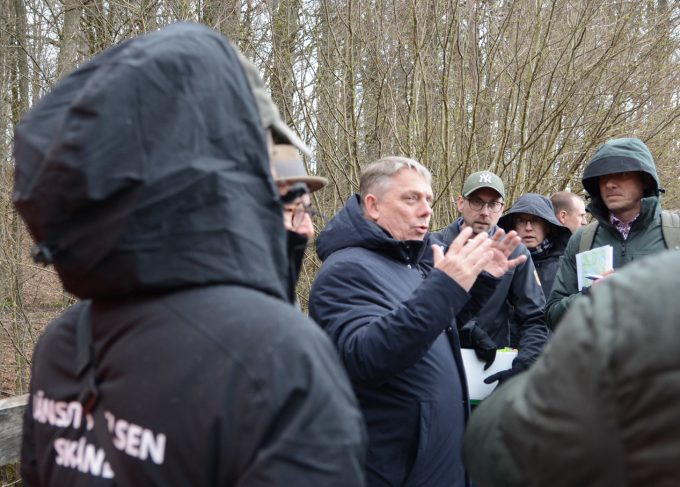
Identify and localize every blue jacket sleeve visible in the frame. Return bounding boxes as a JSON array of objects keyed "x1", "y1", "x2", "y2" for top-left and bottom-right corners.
[{"x1": 309, "y1": 262, "x2": 470, "y2": 385}]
